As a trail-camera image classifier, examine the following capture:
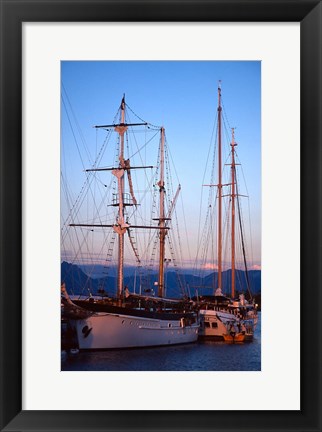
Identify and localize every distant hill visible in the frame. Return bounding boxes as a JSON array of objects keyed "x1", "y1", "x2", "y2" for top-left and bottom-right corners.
[
  {"x1": 62, "y1": 261, "x2": 261, "y2": 298},
  {"x1": 202, "y1": 269, "x2": 261, "y2": 295},
  {"x1": 61, "y1": 261, "x2": 116, "y2": 296}
]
